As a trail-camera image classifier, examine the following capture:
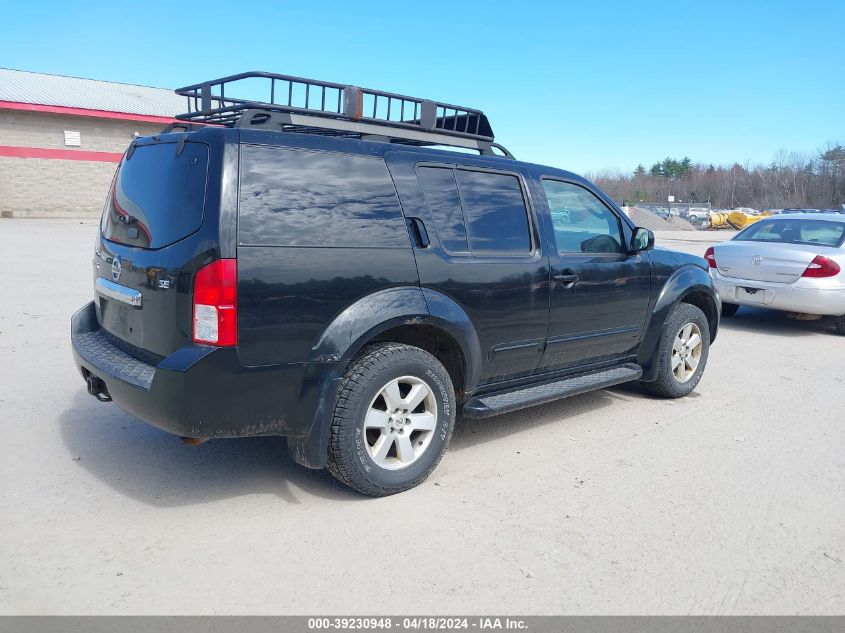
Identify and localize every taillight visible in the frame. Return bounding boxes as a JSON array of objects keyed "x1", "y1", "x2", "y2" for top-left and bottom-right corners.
[
  {"x1": 801, "y1": 255, "x2": 841, "y2": 278},
  {"x1": 193, "y1": 259, "x2": 237, "y2": 346},
  {"x1": 704, "y1": 246, "x2": 717, "y2": 269}
]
